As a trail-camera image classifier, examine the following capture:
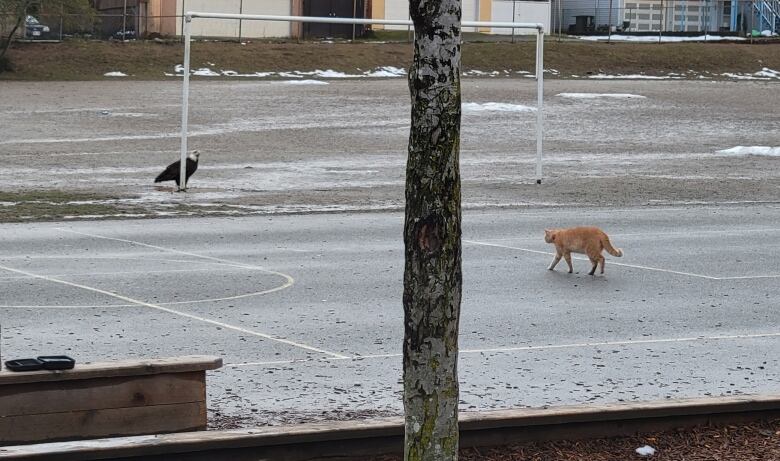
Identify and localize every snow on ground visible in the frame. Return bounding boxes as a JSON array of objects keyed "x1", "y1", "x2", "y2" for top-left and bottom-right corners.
[
  {"x1": 103, "y1": 71, "x2": 127, "y2": 77},
  {"x1": 717, "y1": 146, "x2": 780, "y2": 156},
  {"x1": 462, "y1": 102, "x2": 537, "y2": 112},
  {"x1": 579, "y1": 34, "x2": 745, "y2": 42},
  {"x1": 588, "y1": 74, "x2": 683, "y2": 80},
  {"x1": 721, "y1": 68, "x2": 780, "y2": 80},
  {"x1": 167, "y1": 65, "x2": 406, "y2": 79},
  {"x1": 162, "y1": 63, "x2": 780, "y2": 82},
  {"x1": 557, "y1": 93, "x2": 646, "y2": 99},
  {"x1": 273, "y1": 80, "x2": 329, "y2": 85}
]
